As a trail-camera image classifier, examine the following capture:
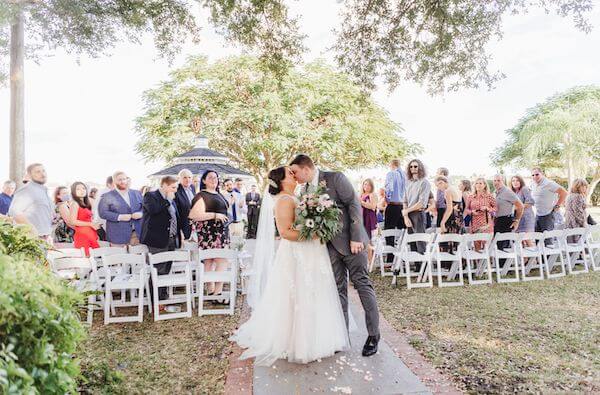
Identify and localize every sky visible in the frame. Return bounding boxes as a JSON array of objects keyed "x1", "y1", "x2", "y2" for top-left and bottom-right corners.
[{"x1": 1, "y1": 3, "x2": 599, "y2": 189}]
